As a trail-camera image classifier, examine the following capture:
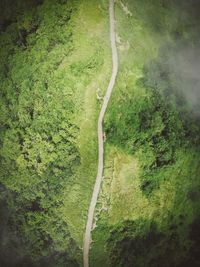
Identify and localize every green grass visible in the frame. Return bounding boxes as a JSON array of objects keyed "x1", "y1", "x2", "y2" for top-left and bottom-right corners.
[{"x1": 59, "y1": 0, "x2": 112, "y2": 250}]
